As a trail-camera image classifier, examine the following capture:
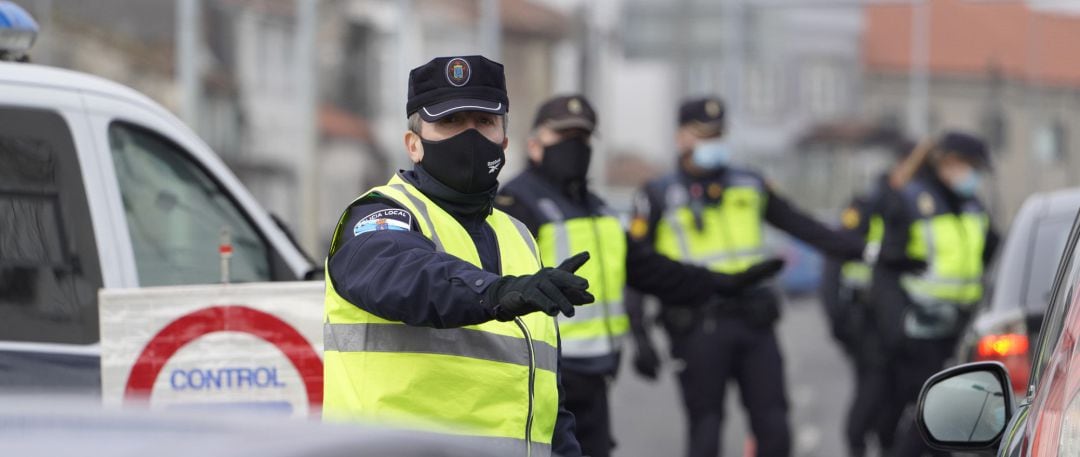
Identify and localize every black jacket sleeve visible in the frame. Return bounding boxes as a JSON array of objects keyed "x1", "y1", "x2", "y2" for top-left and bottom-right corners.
[
  {"x1": 876, "y1": 189, "x2": 923, "y2": 271},
  {"x1": 625, "y1": 184, "x2": 663, "y2": 345},
  {"x1": 551, "y1": 336, "x2": 582, "y2": 457},
  {"x1": 327, "y1": 199, "x2": 500, "y2": 328},
  {"x1": 764, "y1": 187, "x2": 866, "y2": 260},
  {"x1": 820, "y1": 257, "x2": 845, "y2": 323},
  {"x1": 625, "y1": 236, "x2": 715, "y2": 305}
]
